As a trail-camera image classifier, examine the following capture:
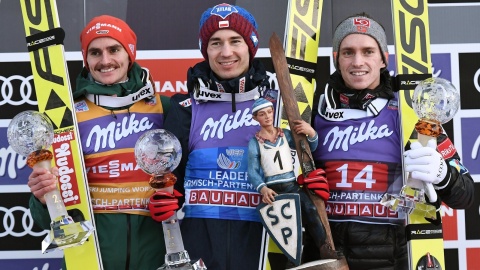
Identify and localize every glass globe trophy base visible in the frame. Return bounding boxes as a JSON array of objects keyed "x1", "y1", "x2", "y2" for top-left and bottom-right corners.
[
  {"x1": 41, "y1": 215, "x2": 94, "y2": 253},
  {"x1": 157, "y1": 250, "x2": 207, "y2": 270},
  {"x1": 381, "y1": 185, "x2": 436, "y2": 220}
]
